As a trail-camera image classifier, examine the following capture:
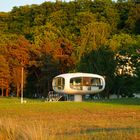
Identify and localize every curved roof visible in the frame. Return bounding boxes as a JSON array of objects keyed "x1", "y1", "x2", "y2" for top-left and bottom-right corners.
[{"x1": 55, "y1": 72, "x2": 104, "y2": 79}]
